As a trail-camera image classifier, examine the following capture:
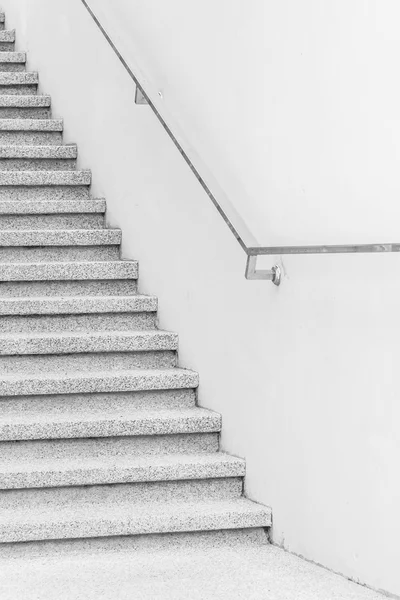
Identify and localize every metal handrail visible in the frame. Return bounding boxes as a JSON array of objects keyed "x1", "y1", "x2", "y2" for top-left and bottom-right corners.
[{"x1": 81, "y1": 0, "x2": 398, "y2": 286}]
